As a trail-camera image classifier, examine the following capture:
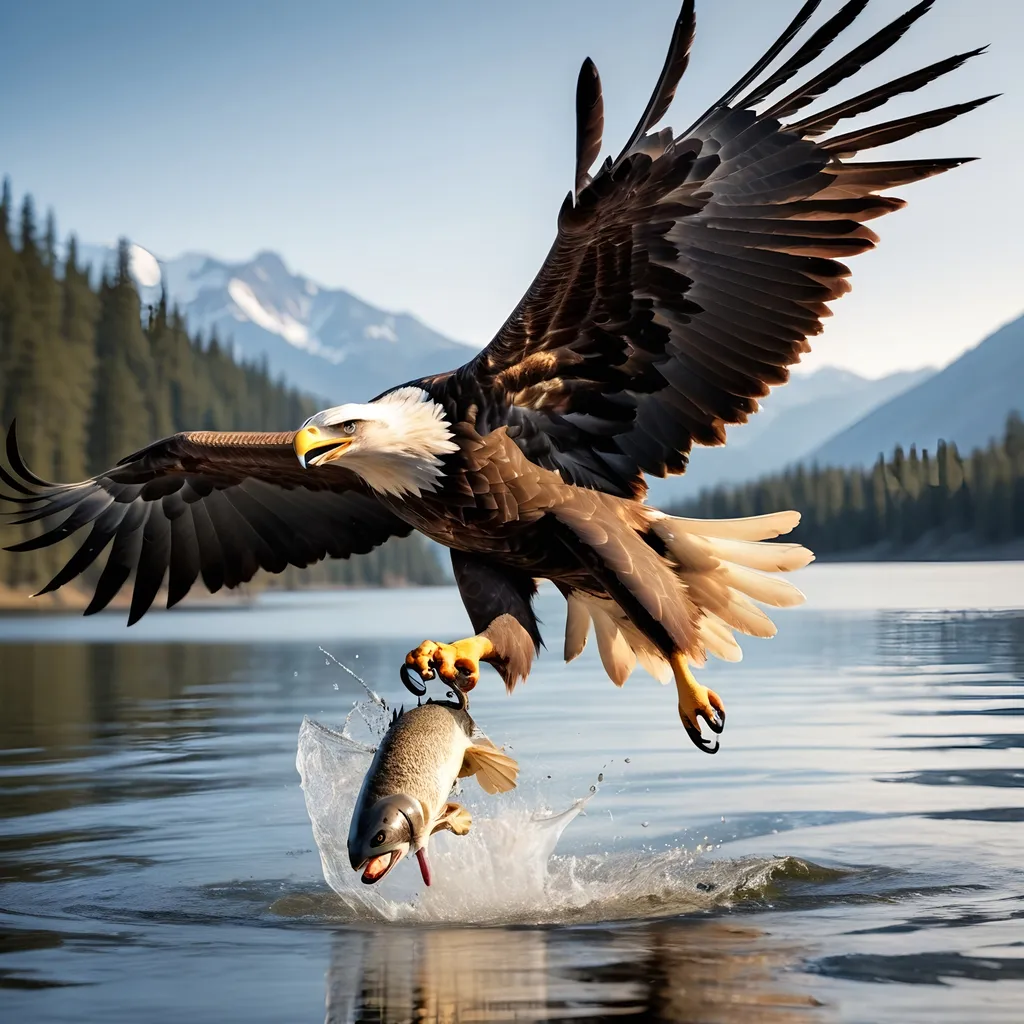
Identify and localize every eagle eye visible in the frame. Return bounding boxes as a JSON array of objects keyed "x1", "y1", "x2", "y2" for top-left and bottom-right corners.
[
  {"x1": 372, "y1": 830, "x2": 386, "y2": 846},
  {"x1": 341, "y1": 421, "x2": 357, "y2": 435}
]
